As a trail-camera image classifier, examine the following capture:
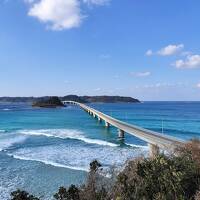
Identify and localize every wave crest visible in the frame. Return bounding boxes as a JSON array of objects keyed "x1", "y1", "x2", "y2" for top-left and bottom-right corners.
[
  {"x1": 7, "y1": 143, "x2": 146, "y2": 173},
  {"x1": 2, "y1": 108, "x2": 11, "y2": 111},
  {"x1": 0, "y1": 135, "x2": 27, "y2": 151},
  {"x1": 9, "y1": 154, "x2": 89, "y2": 172},
  {"x1": 125, "y1": 143, "x2": 148, "y2": 149},
  {"x1": 19, "y1": 129, "x2": 118, "y2": 147}
]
